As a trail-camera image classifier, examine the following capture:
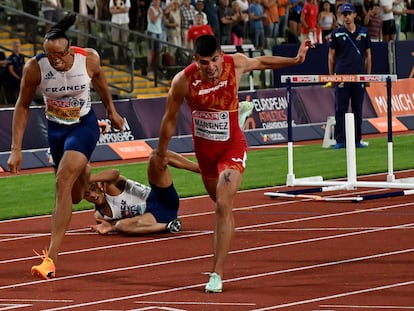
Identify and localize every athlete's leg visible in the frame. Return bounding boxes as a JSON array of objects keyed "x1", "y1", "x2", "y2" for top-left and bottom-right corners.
[
  {"x1": 350, "y1": 83, "x2": 365, "y2": 144},
  {"x1": 147, "y1": 149, "x2": 173, "y2": 188},
  {"x1": 334, "y1": 83, "x2": 351, "y2": 144},
  {"x1": 203, "y1": 169, "x2": 242, "y2": 278},
  {"x1": 114, "y1": 213, "x2": 166, "y2": 234},
  {"x1": 49, "y1": 150, "x2": 89, "y2": 263},
  {"x1": 72, "y1": 163, "x2": 91, "y2": 204},
  {"x1": 203, "y1": 177, "x2": 218, "y2": 202}
]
